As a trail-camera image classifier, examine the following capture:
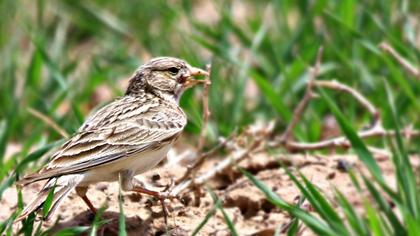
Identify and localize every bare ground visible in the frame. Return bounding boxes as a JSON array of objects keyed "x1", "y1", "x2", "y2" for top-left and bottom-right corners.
[{"x1": 1, "y1": 147, "x2": 404, "y2": 236}]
